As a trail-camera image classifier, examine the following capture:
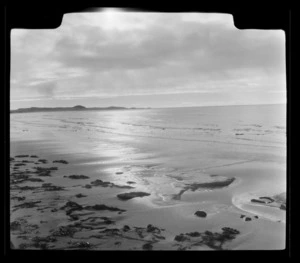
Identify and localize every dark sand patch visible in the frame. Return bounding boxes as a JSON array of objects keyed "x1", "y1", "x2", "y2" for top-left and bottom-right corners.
[
  {"x1": 126, "y1": 181, "x2": 136, "y2": 184},
  {"x1": 173, "y1": 177, "x2": 235, "y2": 200},
  {"x1": 117, "y1": 192, "x2": 151, "y2": 201}
]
